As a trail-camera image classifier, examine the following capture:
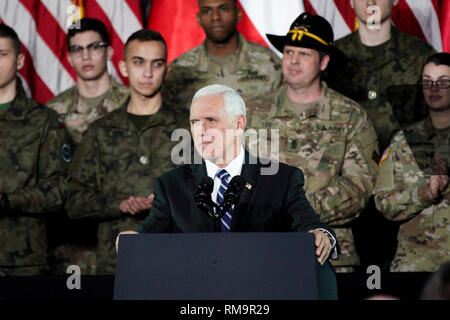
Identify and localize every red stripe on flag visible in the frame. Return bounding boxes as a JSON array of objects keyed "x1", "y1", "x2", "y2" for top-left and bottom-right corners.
[
  {"x1": 19, "y1": 42, "x2": 54, "y2": 104},
  {"x1": 147, "y1": 0, "x2": 204, "y2": 63},
  {"x1": 392, "y1": 0, "x2": 427, "y2": 42},
  {"x1": 82, "y1": 0, "x2": 128, "y2": 84},
  {"x1": 125, "y1": 0, "x2": 143, "y2": 25},
  {"x1": 441, "y1": 0, "x2": 450, "y2": 52},
  {"x1": 236, "y1": 1, "x2": 268, "y2": 48},
  {"x1": 303, "y1": 0, "x2": 318, "y2": 15},
  {"x1": 332, "y1": 0, "x2": 356, "y2": 32},
  {"x1": 19, "y1": 0, "x2": 76, "y2": 82}
]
